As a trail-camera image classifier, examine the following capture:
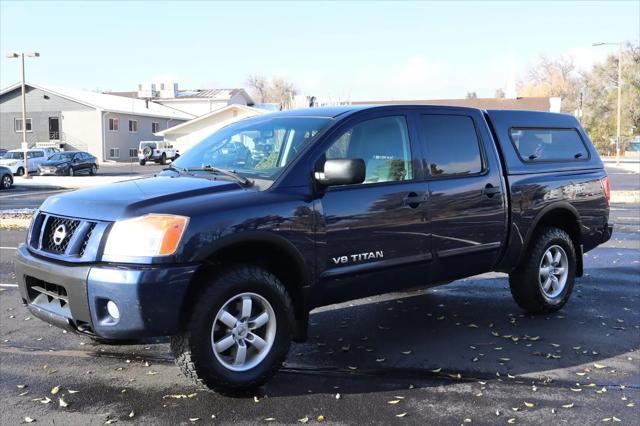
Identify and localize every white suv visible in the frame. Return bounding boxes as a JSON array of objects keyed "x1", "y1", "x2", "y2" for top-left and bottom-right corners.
[
  {"x1": 138, "y1": 141, "x2": 178, "y2": 165},
  {"x1": 0, "y1": 149, "x2": 47, "y2": 175}
]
